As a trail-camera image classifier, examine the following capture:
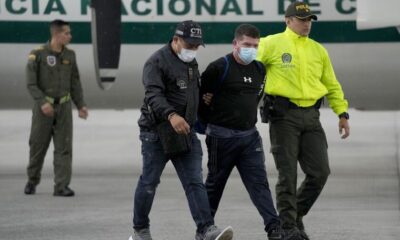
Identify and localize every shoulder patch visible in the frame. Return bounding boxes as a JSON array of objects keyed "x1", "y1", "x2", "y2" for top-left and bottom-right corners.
[
  {"x1": 30, "y1": 45, "x2": 45, "y2": 56},
  {"x1": 28, "y1": 54, "x2": 36, "y2": 61}
]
